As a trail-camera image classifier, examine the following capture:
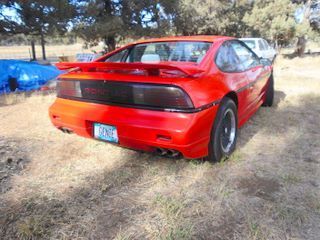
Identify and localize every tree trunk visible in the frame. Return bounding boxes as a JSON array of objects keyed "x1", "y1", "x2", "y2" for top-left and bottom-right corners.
[
  {"x1": 40, "y1": 31, "x2": 46, "y2": 60},
  {"x1": 30, "y1": 40, "x2": 36, "y2": 61},
  {"x1": 105, "y1": 36, "x2": 116, "y2": 52},
  {"x1": 295, "y1": 0, "x2": 312, "y2": 57},
  {"x1": 296, "y1": 36, "x2": 306, "y2": 57}
]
